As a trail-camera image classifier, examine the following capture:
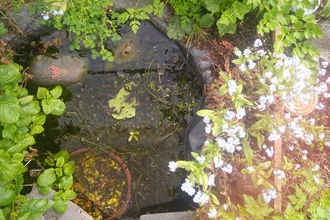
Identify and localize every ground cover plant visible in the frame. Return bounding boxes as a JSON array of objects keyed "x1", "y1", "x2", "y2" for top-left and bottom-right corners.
[{"x1": 0, "y1": 40, "x2": 75, "y2": 219}]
